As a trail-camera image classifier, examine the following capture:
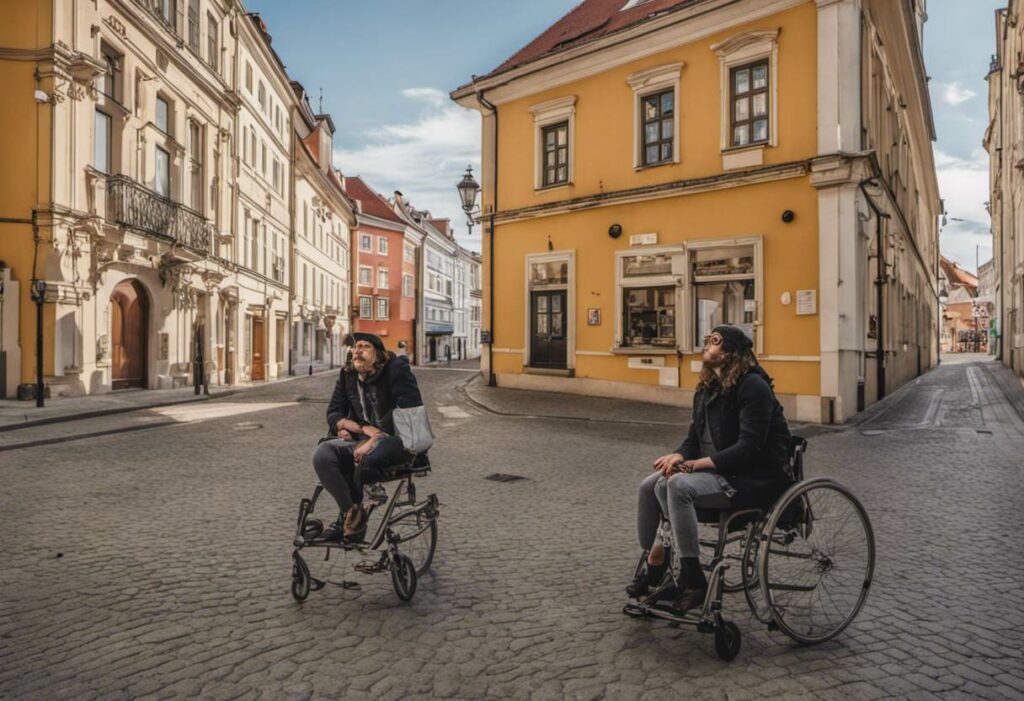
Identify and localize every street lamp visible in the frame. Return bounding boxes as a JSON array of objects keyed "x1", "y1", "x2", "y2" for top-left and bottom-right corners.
[
  {"x1": 456, "y1": 165, "x2": 480, "y2": 236},
  {"x1": 937, "y1": 287, "x2": 948, "y2": 361}
]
